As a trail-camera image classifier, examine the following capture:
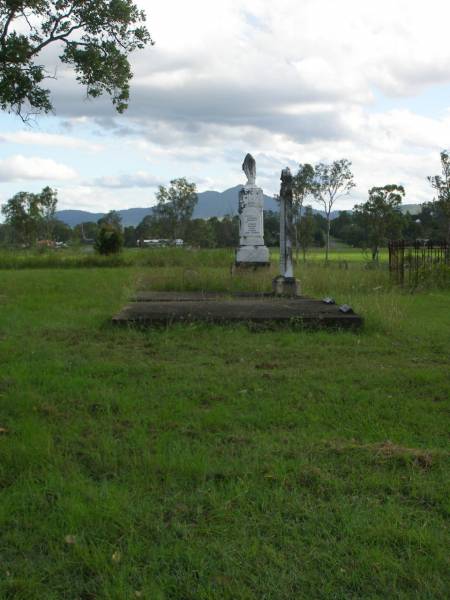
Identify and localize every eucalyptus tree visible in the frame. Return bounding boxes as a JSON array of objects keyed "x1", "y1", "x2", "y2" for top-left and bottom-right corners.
[
  {"x1": 1, "y1": 185, "x2": 58, "y2": 244},
  {"x1": 0, "y1": 0, "x2": 152, "y2": 119},
  {"x1": 428, "y1": 150, "x2": 450, "y2": 243},
  {"x1": 298, "y1": 205, "x2": 314, "y2": 260},
  {"x1": 353, "y1": 184, "x2": 405, "y2": 261},
  {"x1": 312, "y1": 159, "x2": 355, "y2": 261},
  {"x1": 292, "y1": 163, "x2": 314, "y2": 261},
  {"x1": 153, "y1": 178, "x2": 198, "y2": 240}
]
